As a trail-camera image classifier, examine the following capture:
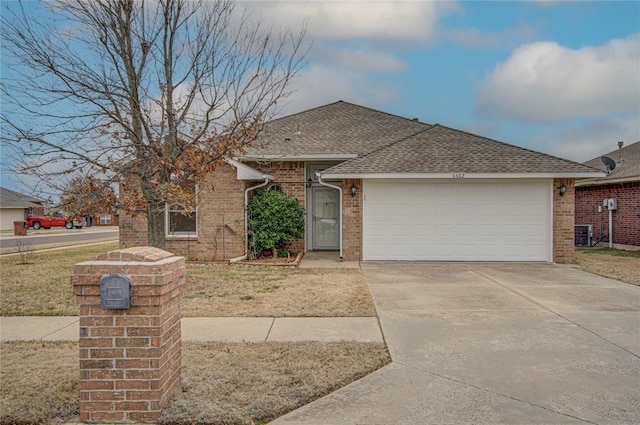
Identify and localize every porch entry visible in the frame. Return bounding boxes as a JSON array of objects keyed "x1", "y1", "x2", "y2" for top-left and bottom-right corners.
[{"x1": 311, "y1": 185, "x2": 340, "y2": 250}]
